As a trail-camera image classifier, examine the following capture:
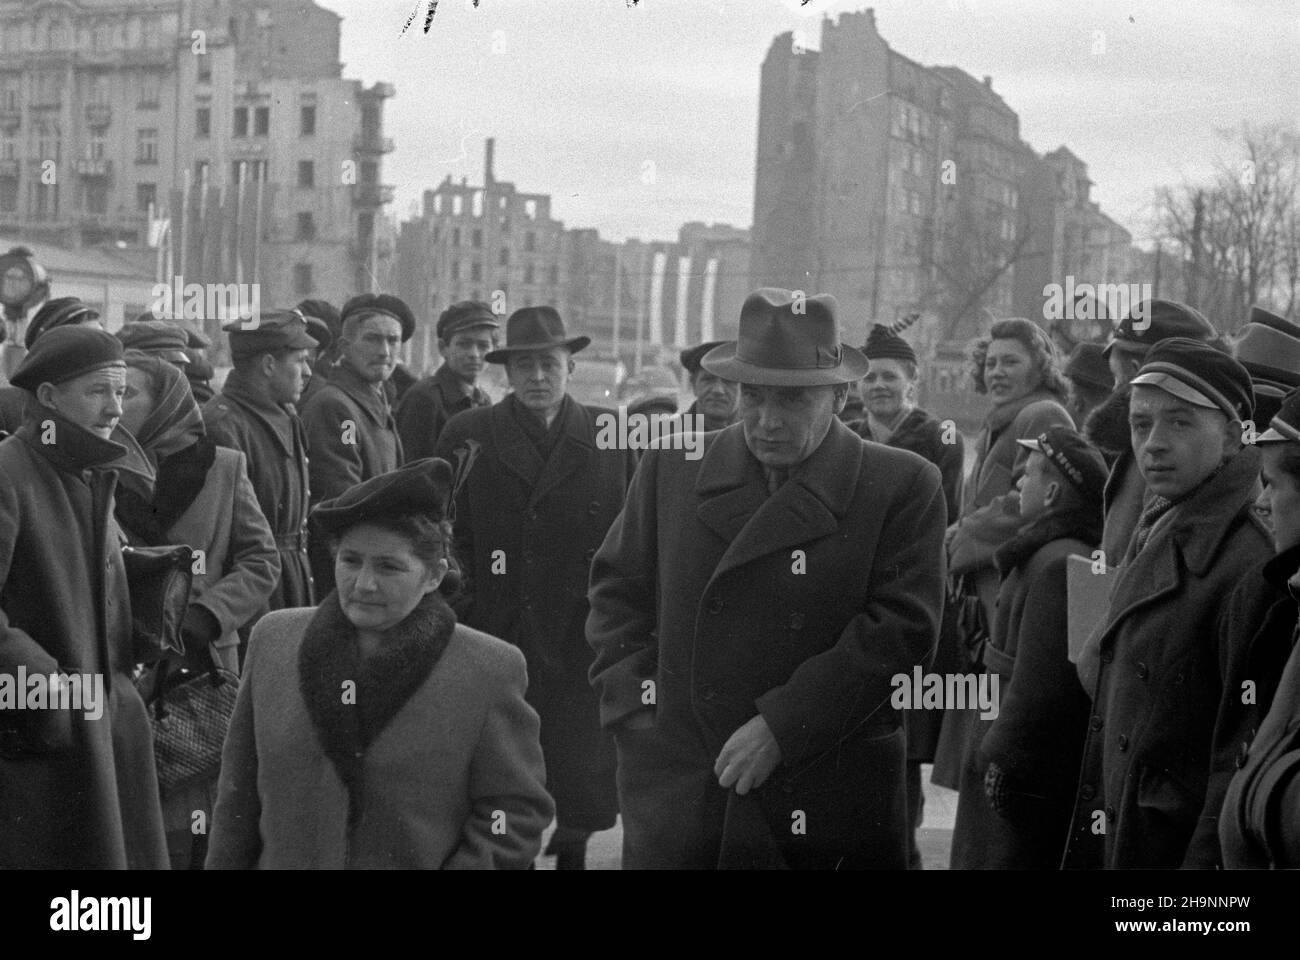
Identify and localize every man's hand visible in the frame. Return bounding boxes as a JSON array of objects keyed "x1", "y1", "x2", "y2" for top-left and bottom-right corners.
[{"x1": 714, "y1": 714, "x2": 782, "y2": 795}]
